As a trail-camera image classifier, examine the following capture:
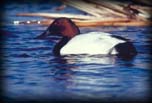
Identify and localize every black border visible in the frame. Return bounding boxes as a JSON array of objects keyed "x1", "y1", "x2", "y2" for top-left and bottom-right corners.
[{"x1": 1, "y1": 0, "x2": 152, "y2": 103}]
